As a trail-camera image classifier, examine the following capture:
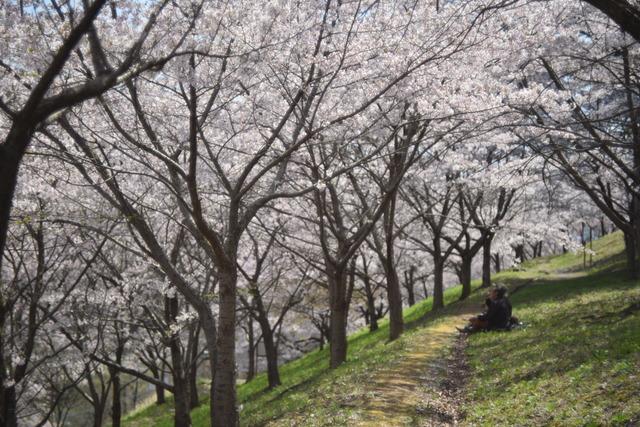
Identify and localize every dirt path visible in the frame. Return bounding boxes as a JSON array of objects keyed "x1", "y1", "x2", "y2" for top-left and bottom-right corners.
[{"x1": 351, "y1": 311, "x2": 472, "y2": 426}]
